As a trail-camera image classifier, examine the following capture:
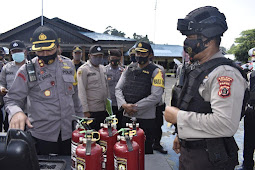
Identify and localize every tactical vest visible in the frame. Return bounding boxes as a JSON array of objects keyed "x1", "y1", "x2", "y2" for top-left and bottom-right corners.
[
  {"x1": 123, "y1": 63, "x2": 157, "y2": 104},
  {"x1": 177, "y1": 57, "x2": 247, "y2": 113},
  {"x1": 249, "y1": 71, "x2": 255, "y2": 105}
]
